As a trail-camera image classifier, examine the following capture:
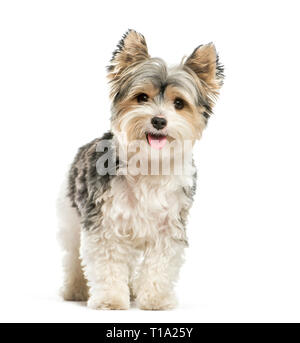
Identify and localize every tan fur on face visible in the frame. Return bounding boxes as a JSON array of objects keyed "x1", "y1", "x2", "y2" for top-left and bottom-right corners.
[
  {"x1": 164, "y1": 86, "x2": 205, "y2": 141},
  {"x1": 109, "y1": 33, "x2": 223, "y2": 145},
  {"x1": 111, "y1": 82, "x2": 207, "y2": 145},
  {"x1": 111, "y1": 83, "x2": 158, "y2": 142},
  {"x1": 128, "y1": 83, "x2": 160, "y2": 102},
  {"x1": 114, "y1": 110, "x2": 149, "y2": 143}
]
